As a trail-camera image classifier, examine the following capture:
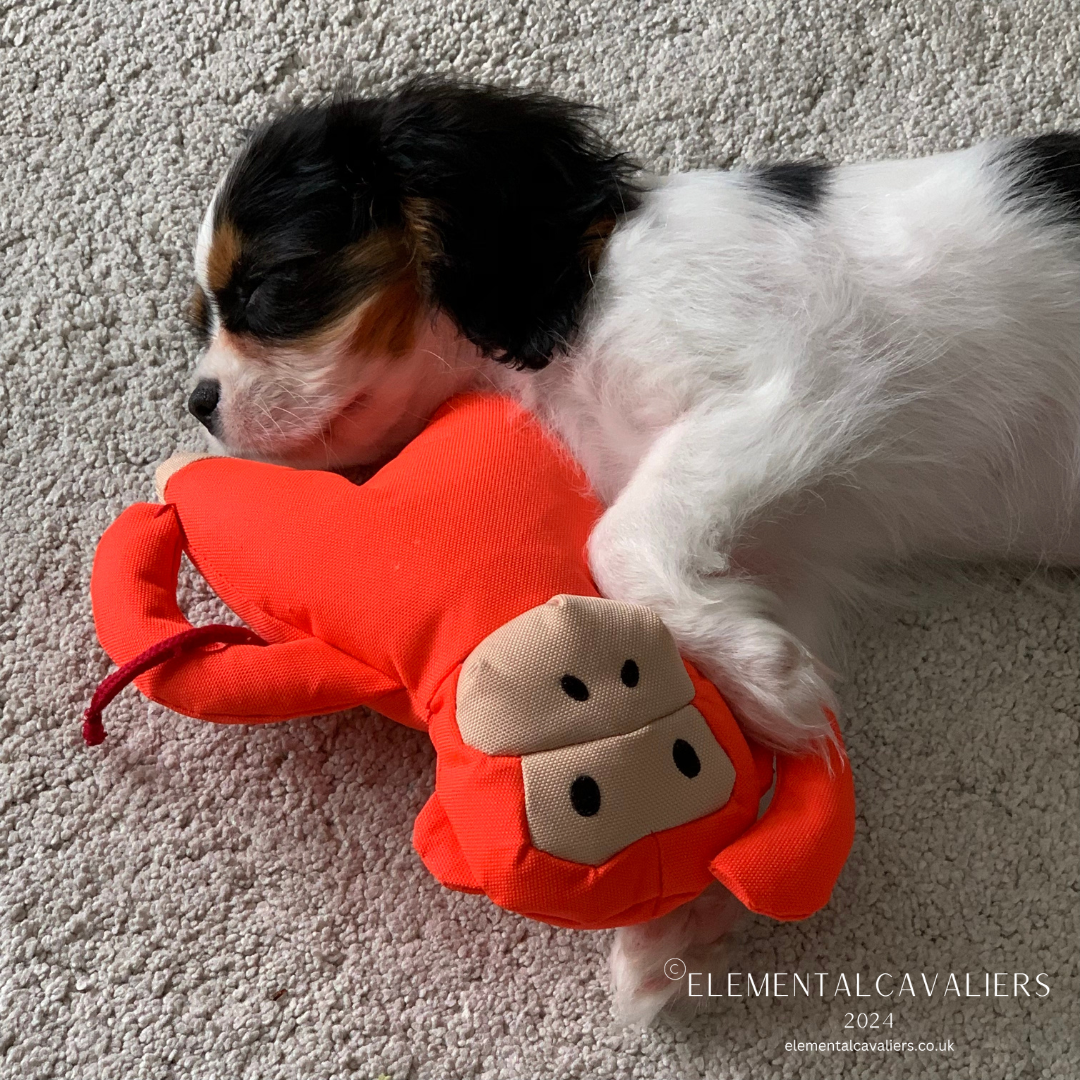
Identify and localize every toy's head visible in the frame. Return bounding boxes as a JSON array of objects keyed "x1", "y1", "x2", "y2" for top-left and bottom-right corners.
[{"x1": 87, "y1": 393, "x2": 854, "y2": 929}]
